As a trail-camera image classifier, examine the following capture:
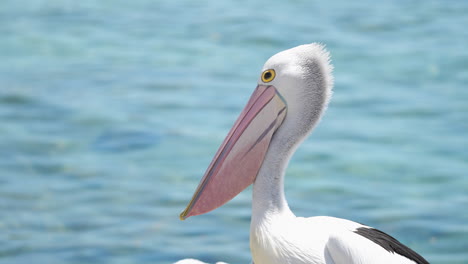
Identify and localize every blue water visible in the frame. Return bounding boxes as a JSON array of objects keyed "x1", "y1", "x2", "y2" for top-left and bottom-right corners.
[{"x1": 1, "y1": 0, "x2": 467, "y2": 263}]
